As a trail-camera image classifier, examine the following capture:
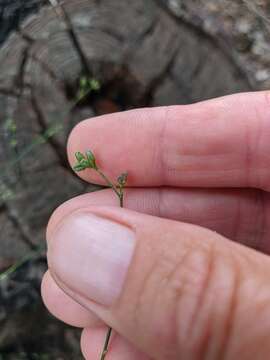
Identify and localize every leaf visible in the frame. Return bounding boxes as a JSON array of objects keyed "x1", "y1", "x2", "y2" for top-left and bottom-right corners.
[
  {"x1": 86, "y1": 150, "x2": 95, "y2": 161},
  {"x1": 75, "y1": 152, "x2": 85, "y2": 162},
  {"x1": 86, "y1": 150, "x2": 97, "y2": 169},
  {"x1": 73, "y1": 164, "x2": 85, "y2": 172},
  {"x1": 89, "y1": 78, "x2": 101, "y2": 91},
  {"x1": 80, "y1": 76, "x2": 88, "y2": 88}
]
